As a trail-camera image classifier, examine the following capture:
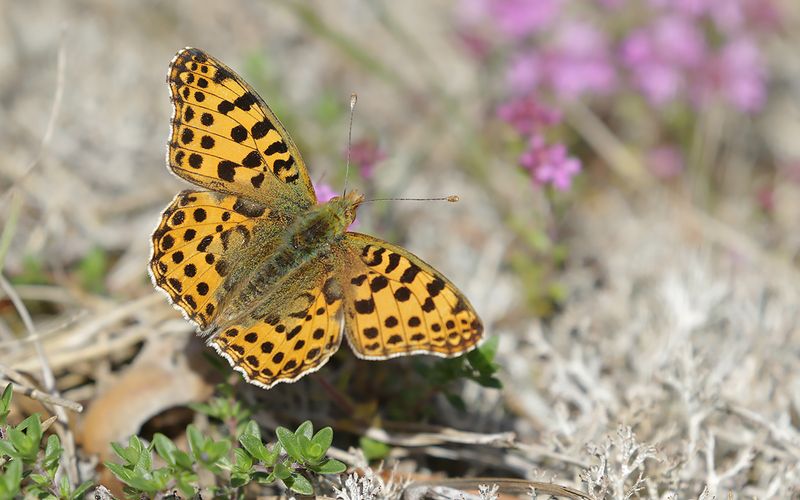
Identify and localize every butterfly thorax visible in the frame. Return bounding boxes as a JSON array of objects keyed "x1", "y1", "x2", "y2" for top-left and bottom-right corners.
[{"x1": 210, "y1": 191, "x2": 363, "y2": 329}]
